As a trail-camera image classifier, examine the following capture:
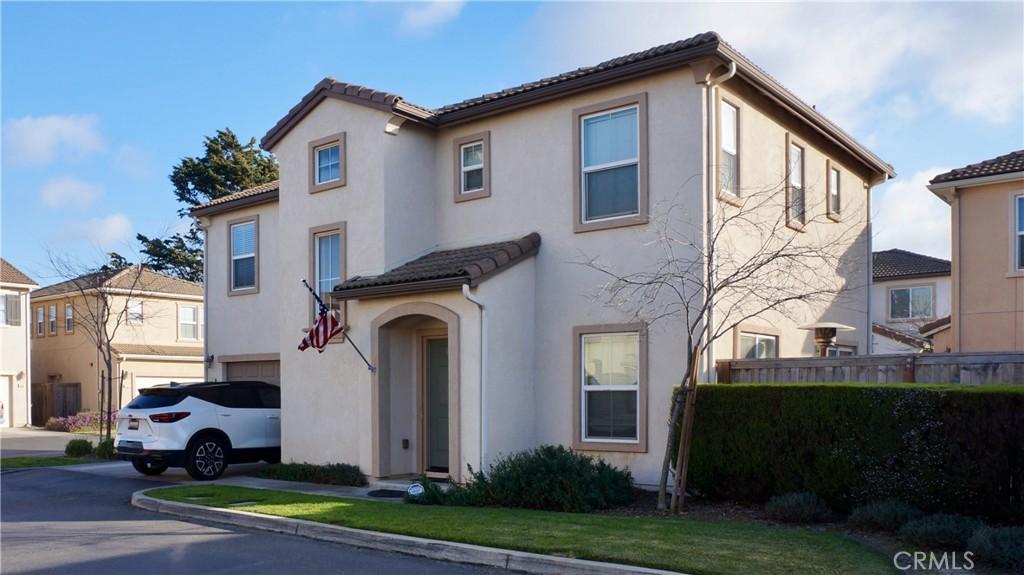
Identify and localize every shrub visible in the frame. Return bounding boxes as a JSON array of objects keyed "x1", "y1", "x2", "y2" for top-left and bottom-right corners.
[
  {"x1": 258, "y1": 462, "x2": 368, "y2": 487},
  {"x1": 64, "y1": 439, "x2": 94, "y2": 457},
  {"x1": 849, "y1": 500, "x2": 924, "y2": 532},
  {"x1": 677, "y1": 384, "x2": 1024, "y2": 522},
  {"x1": 45, "y1": 411, "x2": 117, "y2": 432},
  {"x1": 765, "y1": 492, "x2": 834, "y2": 523},
  {"x1": 94, "y1": 438, "x2": 115, "y2": 460},
  {"x1": 968, "y1": 526, "x2": 1024, "y2": 571},
  {"x1": 898, "y1": 513, "x2": 983, "y2": 549}
]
